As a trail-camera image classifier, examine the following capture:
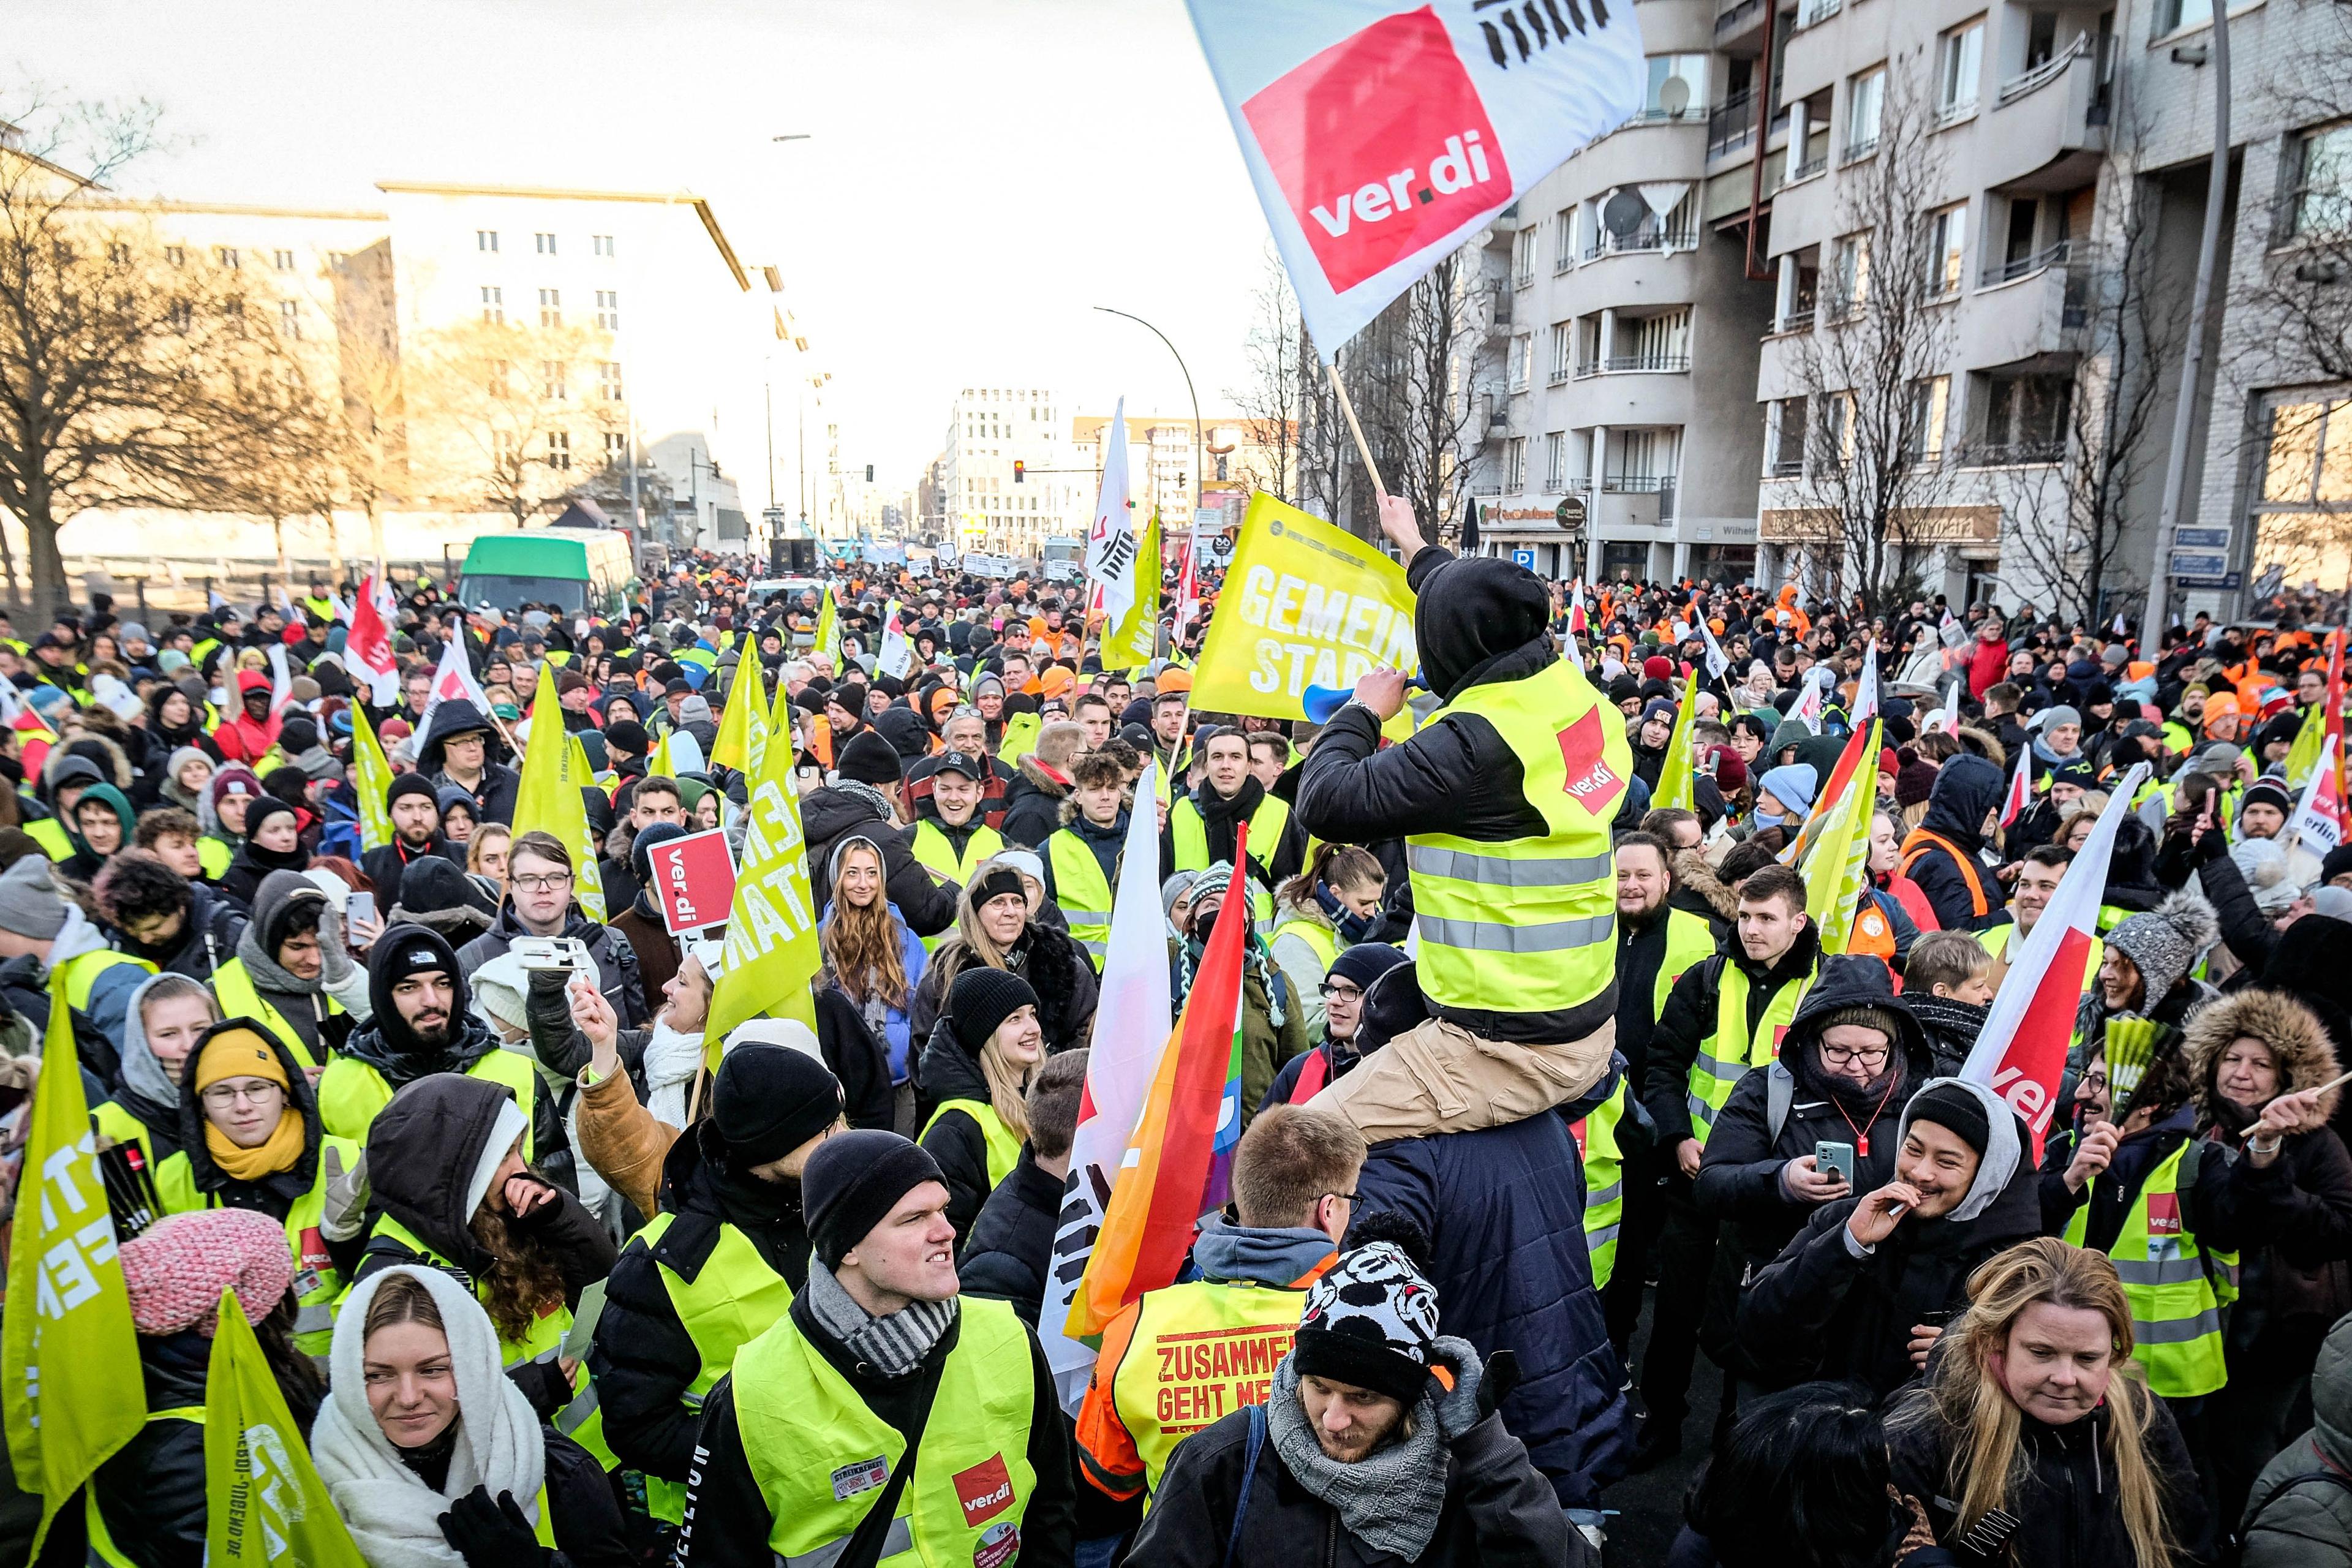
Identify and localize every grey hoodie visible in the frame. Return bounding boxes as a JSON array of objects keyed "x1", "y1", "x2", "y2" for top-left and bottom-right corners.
[{"x1": 1190, "y1": 1215, "x2": 1338, "y2": 1289}]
